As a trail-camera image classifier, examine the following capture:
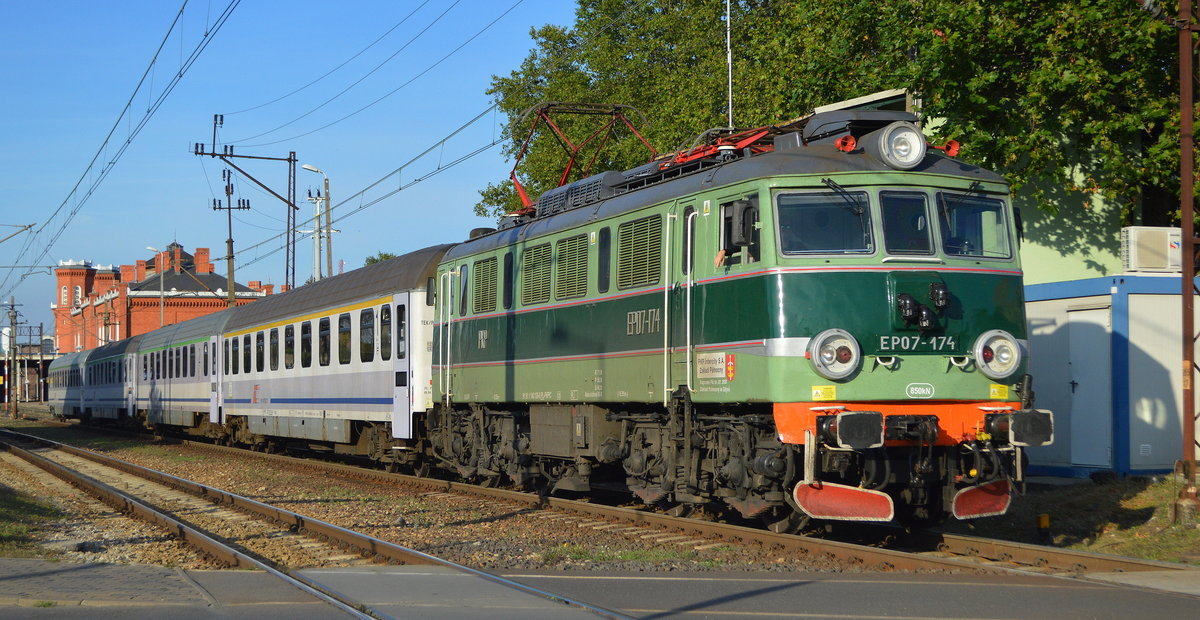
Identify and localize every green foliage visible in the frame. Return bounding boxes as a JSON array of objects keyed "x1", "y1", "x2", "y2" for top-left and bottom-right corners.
[
  {"x1": 480, "y1": 0, "x2": 1178, "y2": 224},
  {"x1": 364, "y1": 251, "x2": 398, "y2": 266}
]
